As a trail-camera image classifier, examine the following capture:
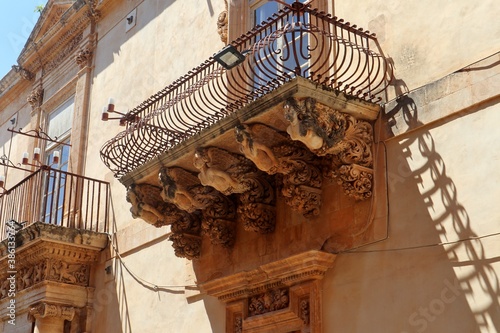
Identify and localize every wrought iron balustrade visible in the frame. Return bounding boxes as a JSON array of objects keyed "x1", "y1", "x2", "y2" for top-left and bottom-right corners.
[
  {"x1": 100, "y1": 3, "x2": 393, "y2": 178},
  {"x1": 0, "y1": 167, "x2": 110, "y2": 240}
]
